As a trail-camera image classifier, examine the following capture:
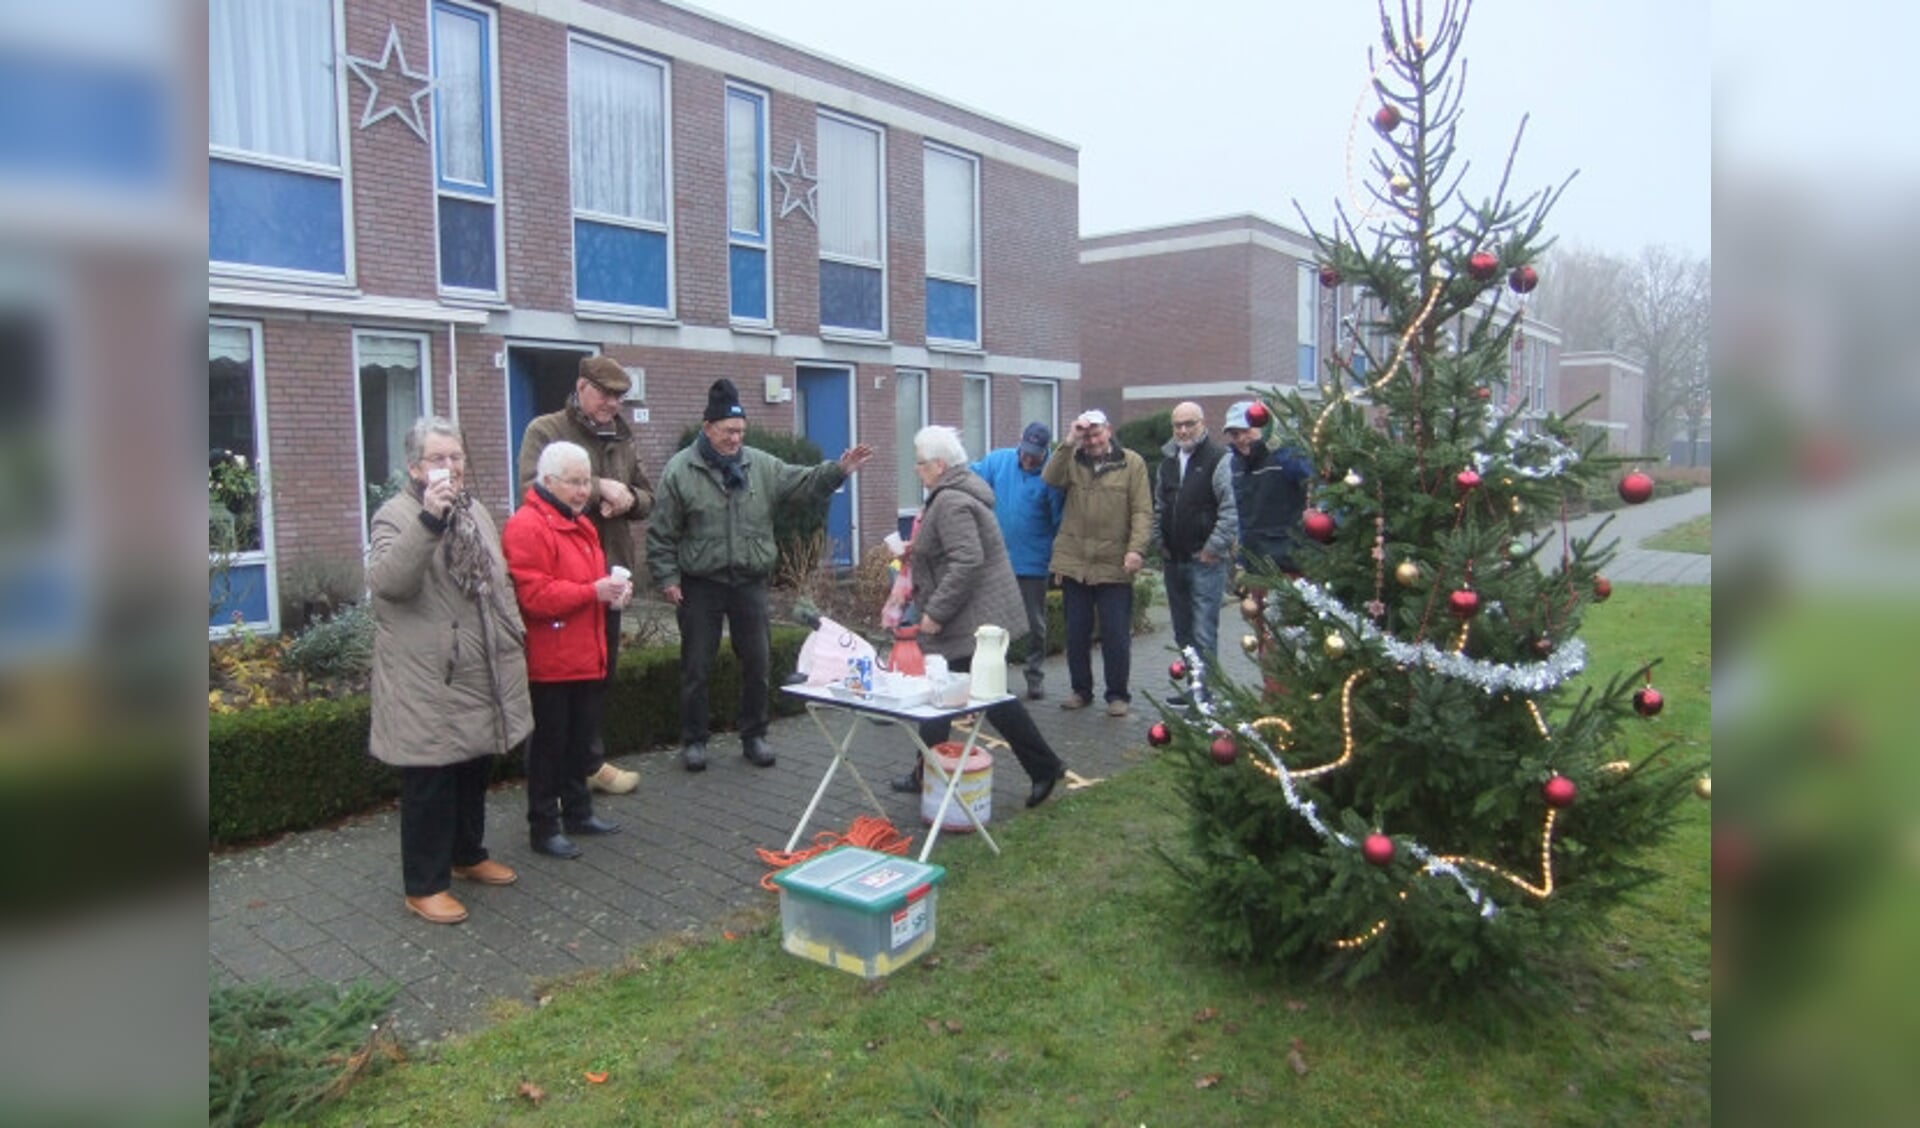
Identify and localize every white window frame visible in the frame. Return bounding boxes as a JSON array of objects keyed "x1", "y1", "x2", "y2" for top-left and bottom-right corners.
[
  {"x1": 1295, "y1": 262, "x2": 1319, "y2": 388},
  {"x1": 209, "y1": 317, "x2": 278, "y2": 637},
  {"x1": 351, "y1": 330, "x2": 433, "y2": 551},
  {"x1": 207, "y1": 0, "x2": 356, "y2": 287},
  {"x1": 816, "y1": 109, "x2": 888, "y2": 339},
  {"x1": 895, "y1": 368, "x2": 928, "y2": 515},
  {"x1": 725, "y1": 80, "x2": 773, "y2": 327},
  {"x1": 1019, "y1": 378, "x2": 1058, "y2": 438},
  {"x1": 567, "y1": 34, "x2": 676, "y2": 319},
  {"x1": 961, "y1": 372, "x2": 992, "y2": 461},
  {"x1": 430, "y1": 0, "x2": 504, "y2": 301},
  {"x1": 923, "y1": 141, "x2": 980, "y2": 347}
]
